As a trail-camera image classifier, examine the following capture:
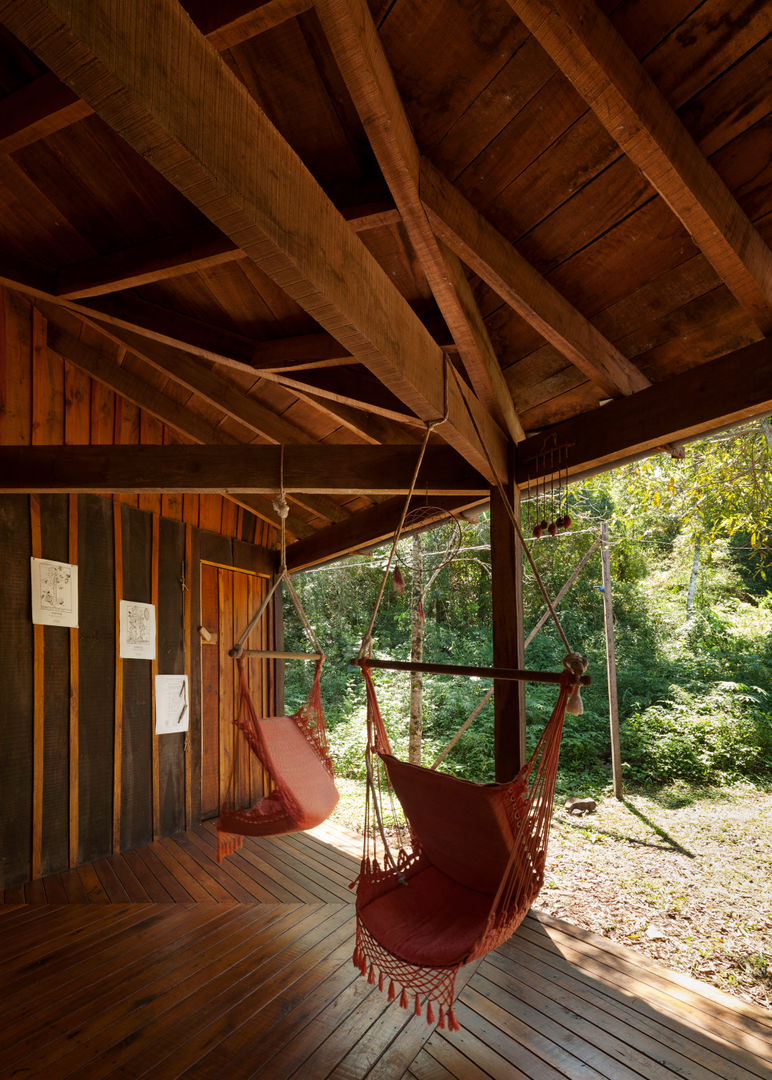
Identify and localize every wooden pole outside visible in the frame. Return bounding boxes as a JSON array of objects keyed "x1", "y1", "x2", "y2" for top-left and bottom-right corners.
[{"x1": 600, "y1": 522, "x2": 623, "y2": 798}]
